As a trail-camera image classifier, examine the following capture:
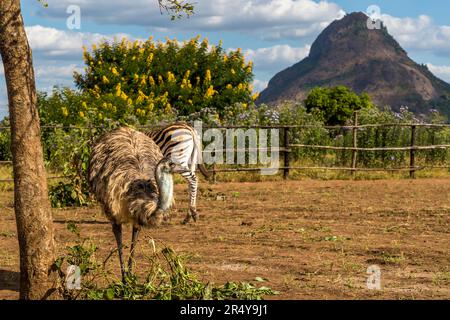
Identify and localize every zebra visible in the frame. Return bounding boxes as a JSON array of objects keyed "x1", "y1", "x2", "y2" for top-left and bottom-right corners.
[{"x1": 145, "y1": 122, "x2": 210, "y2": 224}]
